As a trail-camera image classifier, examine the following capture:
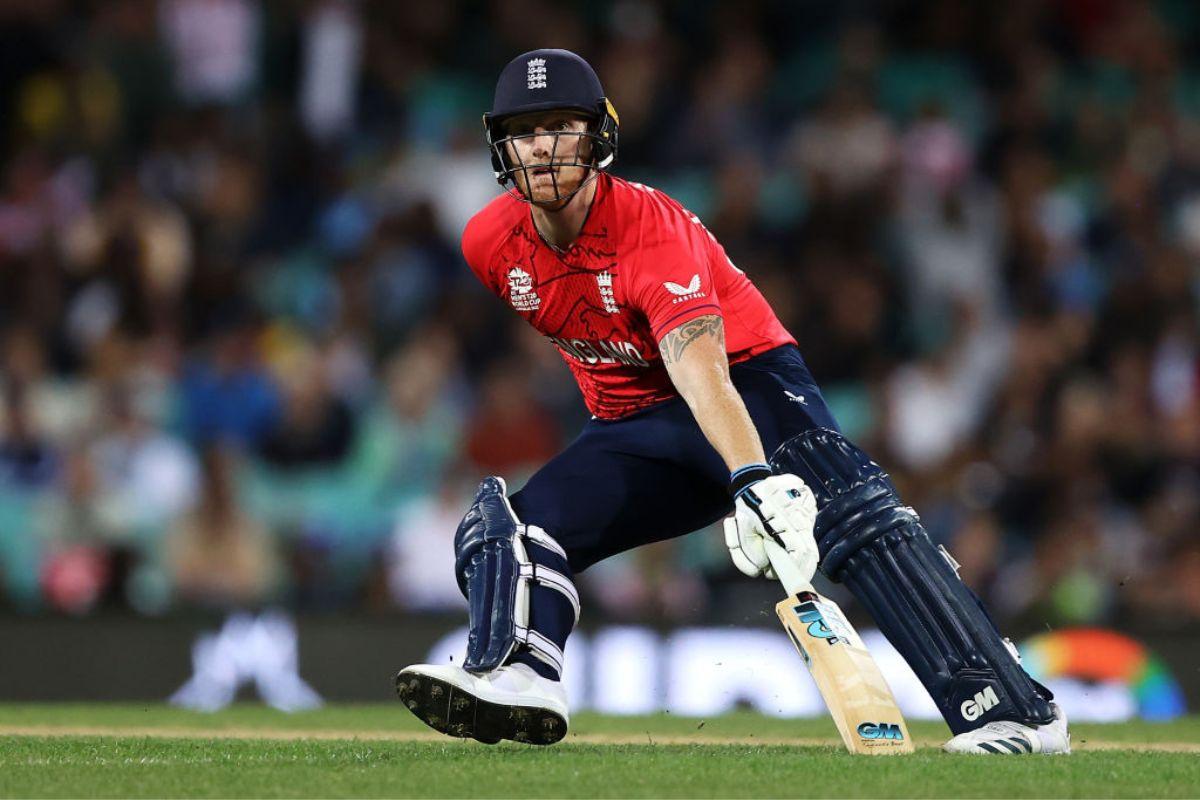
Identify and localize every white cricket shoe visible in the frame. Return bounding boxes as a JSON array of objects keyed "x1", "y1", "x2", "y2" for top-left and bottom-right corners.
[
  {"x1": 395, "y1": 662, "x2": 569, "y2": 745},
  {"x1": 943, "y1": 703, "x2": 1071, "y2": 755}
]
